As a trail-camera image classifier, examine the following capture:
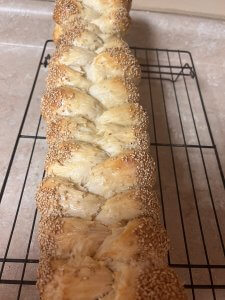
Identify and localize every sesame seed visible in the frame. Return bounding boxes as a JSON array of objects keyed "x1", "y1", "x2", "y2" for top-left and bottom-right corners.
[
  {"x1": 105, "y1": 47, "x2": 141, "y2": 82},
  {"x1": 53, "y1": 0, "x2": 81, "y2": 25},
  {"x1": 38, "y1": 1, "x2": 185, "y2": 298},
  {"x1": 136, "y1": 267, "x2": 187, "y2": 299}
]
